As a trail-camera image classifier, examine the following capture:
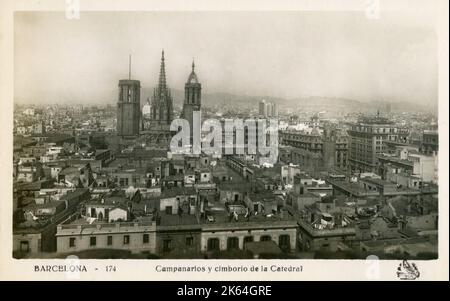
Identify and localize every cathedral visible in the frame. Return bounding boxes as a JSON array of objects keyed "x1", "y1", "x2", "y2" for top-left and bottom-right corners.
[
  {"x1": 139, "y1": 50, "x2": 202, "y2": 148},
  {"x1": 143, "y1": 50, "x2": 175, "y2": 147}
]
